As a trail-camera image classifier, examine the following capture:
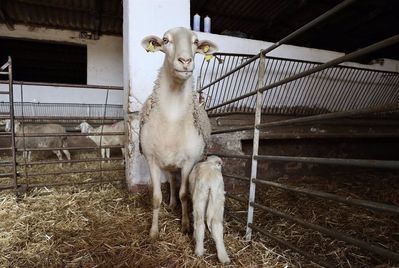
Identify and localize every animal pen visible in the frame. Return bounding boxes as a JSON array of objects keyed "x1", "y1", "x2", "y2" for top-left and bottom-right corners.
[
  {"x1": 197, "y1": 2, "x2": 399, "y2": 267},
  {"x1": 1, "y1": 0, "x2": 399, "y2": 266},
  {"x1": 0, "y1": 56, "x2": 126, "y2": 192}
]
